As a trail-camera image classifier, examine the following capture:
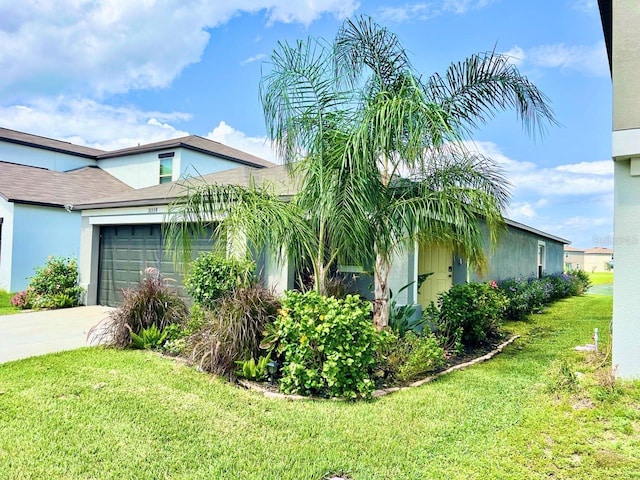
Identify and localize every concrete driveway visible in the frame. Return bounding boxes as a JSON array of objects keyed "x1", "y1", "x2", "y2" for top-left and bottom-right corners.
[{"x1": 0, "y1": 306, "x2": 114, "y2": 364}]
